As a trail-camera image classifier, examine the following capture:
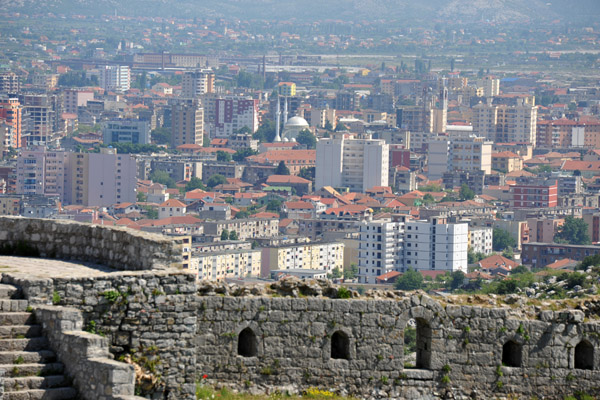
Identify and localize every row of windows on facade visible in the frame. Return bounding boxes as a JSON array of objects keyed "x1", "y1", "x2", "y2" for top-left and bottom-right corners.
[{"x1": 235, "y1": 325, "x2": 595, "y2": 371}]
